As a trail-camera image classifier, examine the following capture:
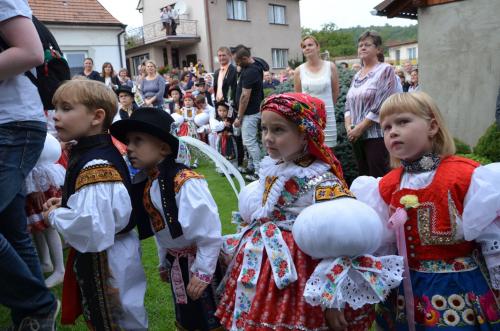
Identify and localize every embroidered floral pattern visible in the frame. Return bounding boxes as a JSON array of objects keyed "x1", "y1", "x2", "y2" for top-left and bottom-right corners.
[
  {"x1": 398, "y1": 291, "x2": 500, "y2": 327},
  {"x1": 413, "y1": 257, "x2": 477, "y2": 273}
]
